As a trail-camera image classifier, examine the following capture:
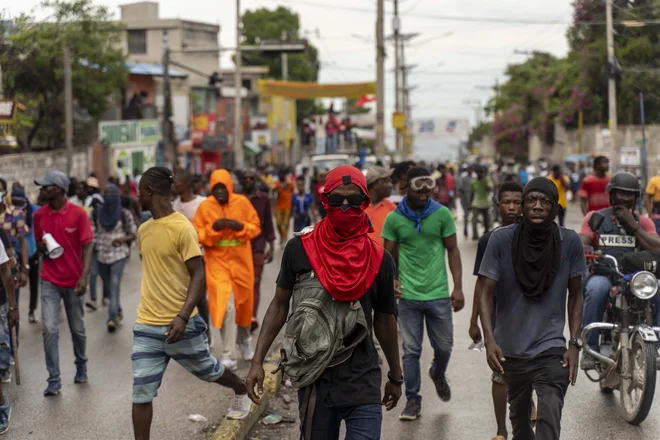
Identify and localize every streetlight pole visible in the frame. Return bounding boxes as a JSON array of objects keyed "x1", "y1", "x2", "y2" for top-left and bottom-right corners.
[
  {"x1": 393, "y1": 0, "x2": 401, "y2": 152},
  {"x1": 375, "y1": 0, "x2": 385, "y2": 156},
  {"x1": 606, "y1": 0, "x2": 618, "y2": 164},
  {"x1": 233, "y1": 0, "x2": 244, "y2": 169},
  {"x1": 162, "y1": 30, "x2": 173, "y2": 168},
  {"x1": 64, "y1": 47, "x2": 73, "y2": 176}
]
